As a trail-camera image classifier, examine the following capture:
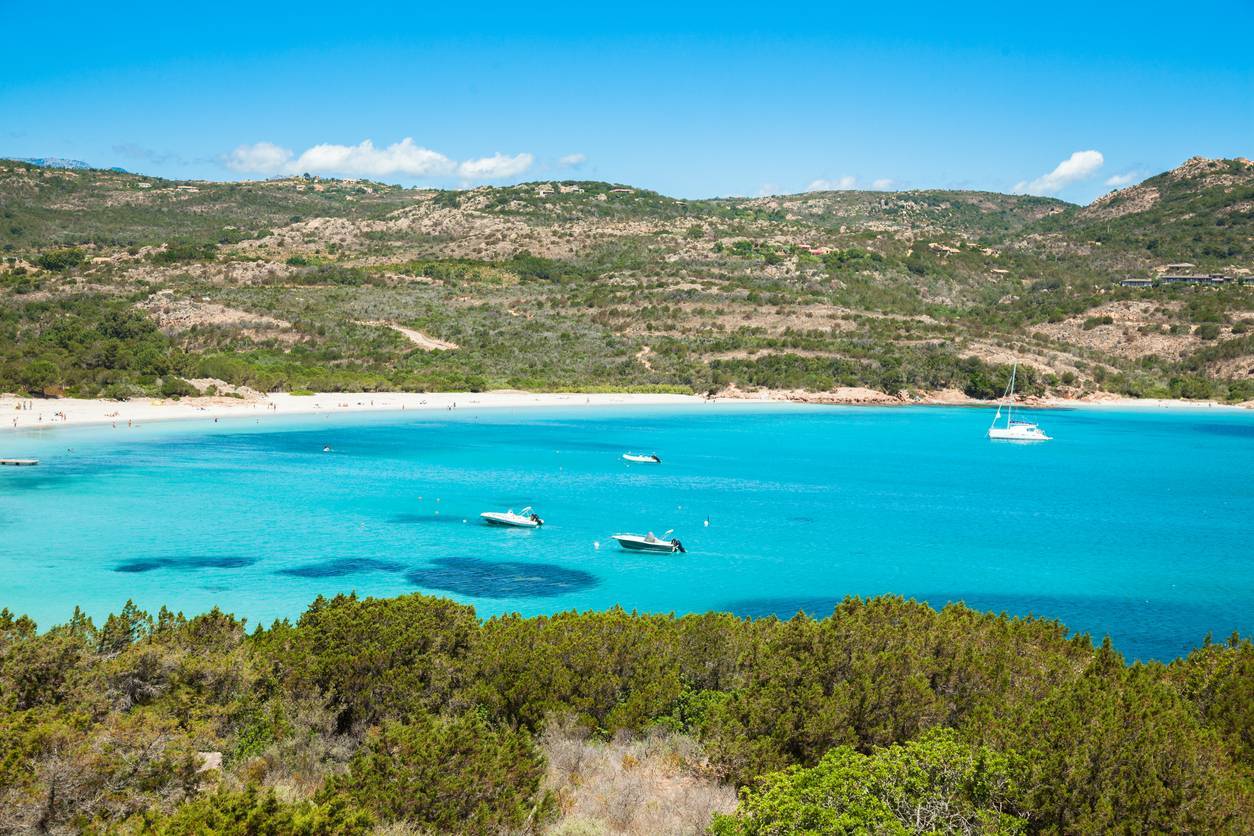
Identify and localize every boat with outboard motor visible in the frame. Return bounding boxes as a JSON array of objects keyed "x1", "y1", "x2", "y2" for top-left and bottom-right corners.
[
  {"x1": 611, "y1": 530, "x2": 685, "y2": 553},
  {"x1": 480, "y1": 506, "x2": 545, "y2": 528},
  {"x1": 622, "y1": 453, "x2": 661, "y2": 463}
]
